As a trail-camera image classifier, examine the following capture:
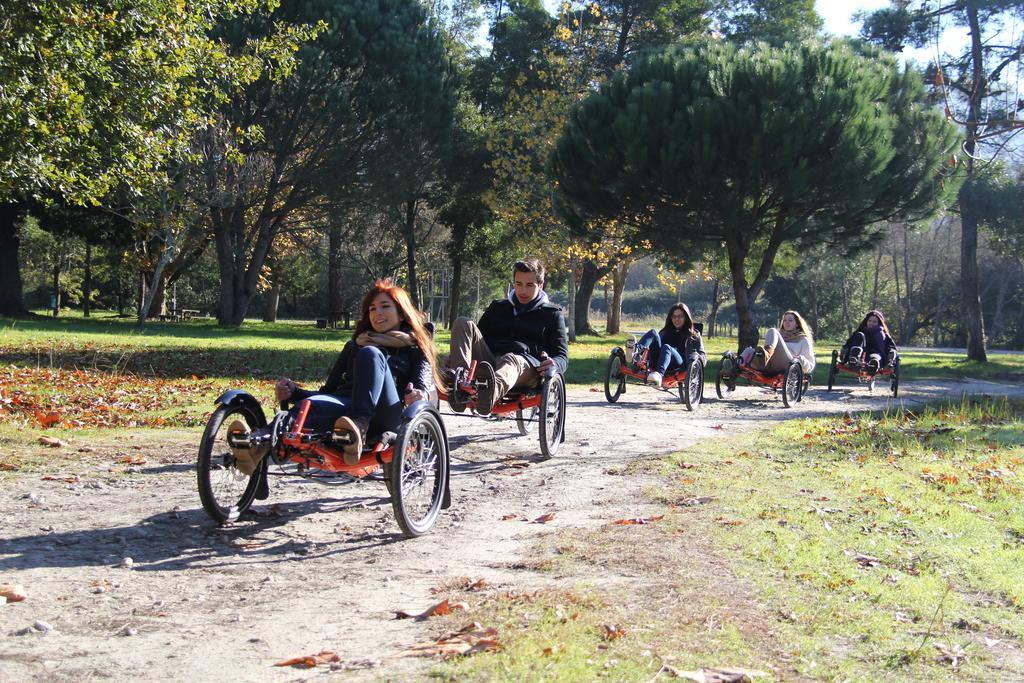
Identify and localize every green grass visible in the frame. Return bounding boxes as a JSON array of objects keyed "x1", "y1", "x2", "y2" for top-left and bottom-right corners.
[
  {"x1": 656, "y1": 398, "x2": 1024, "y2": 680},
  {"x1": 428, "y1": 399, "x2": 1024, "y2": 681}
]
